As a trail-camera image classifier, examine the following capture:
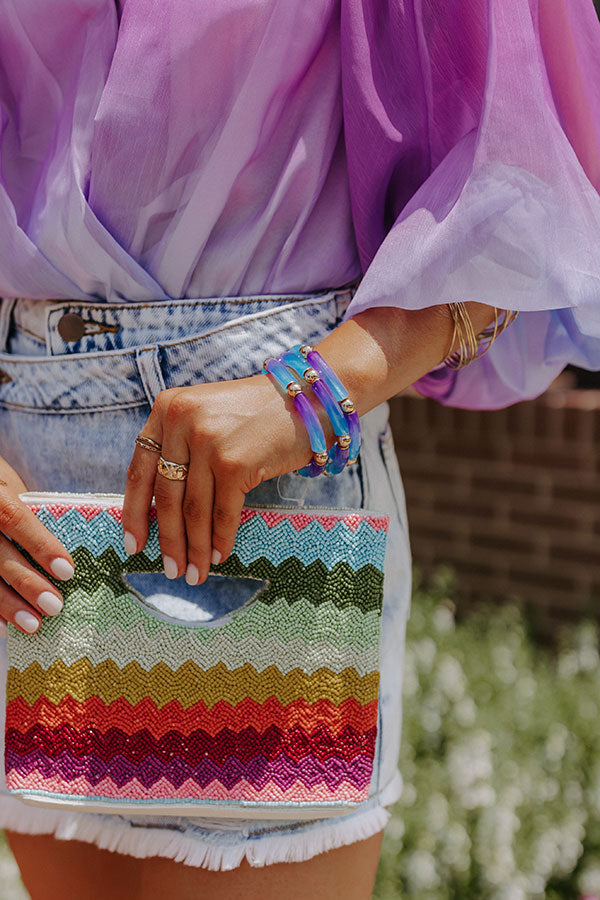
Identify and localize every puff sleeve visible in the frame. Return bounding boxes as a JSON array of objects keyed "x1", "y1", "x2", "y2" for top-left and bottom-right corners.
[{"x1": 340, "y1": 0, "x2": 600, "y2": 409}]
